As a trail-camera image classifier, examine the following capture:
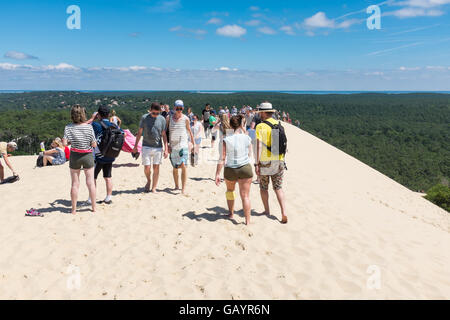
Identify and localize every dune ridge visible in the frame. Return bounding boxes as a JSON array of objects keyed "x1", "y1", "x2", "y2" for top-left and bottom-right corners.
[{"x1": 0, "y1": 123, "x2": 449, "y2": 299}]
